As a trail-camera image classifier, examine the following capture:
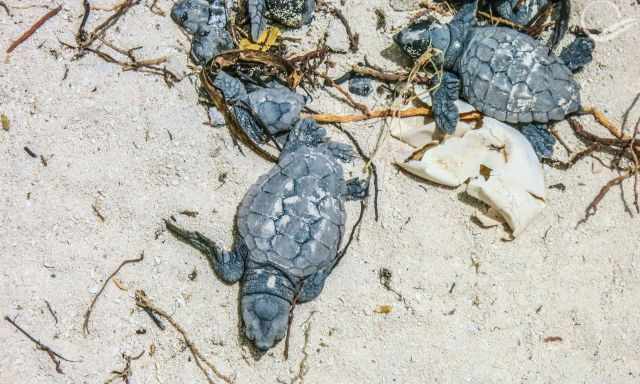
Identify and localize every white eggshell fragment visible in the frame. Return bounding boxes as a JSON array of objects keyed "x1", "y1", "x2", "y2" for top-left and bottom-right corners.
[{"x1": 395, "y1": 97, "x2": 546, "y2": 237}]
